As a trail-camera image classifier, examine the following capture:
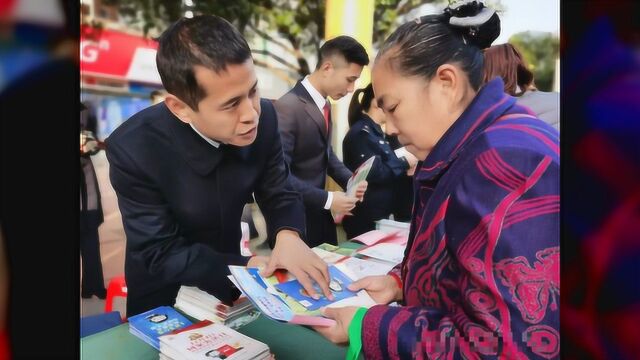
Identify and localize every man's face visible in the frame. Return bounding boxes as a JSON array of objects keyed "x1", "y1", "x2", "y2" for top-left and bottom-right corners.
[
  {"x1": 170, "y1": 59, "x2": 261, "y2": 147},
  {"x1": 323, "y1": 57, "x2": 363, "y2": 100}
]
